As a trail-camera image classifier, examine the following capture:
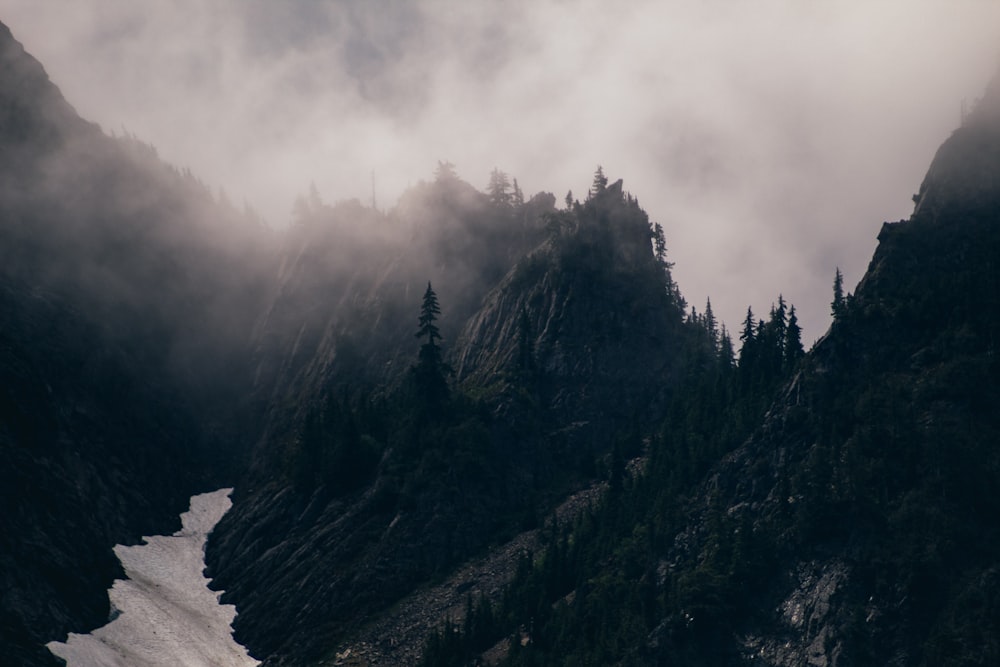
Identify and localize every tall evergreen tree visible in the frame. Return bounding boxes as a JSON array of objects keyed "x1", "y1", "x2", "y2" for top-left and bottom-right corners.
[
  {"x1": 417, "y1": 281, "x2": 442, "y2": 347},
  {"x1": 832, "y1": 267, "x2": 845, "y2": 319},
  {"x1": 739, "y1": 307, "x2": 756, "y2": 355},
  {"x1": 414, "y1": 282, "x2": 449, "y2": 414},
  {"x1": 487, "y1": 168, "x2": 512, "y2": 208},
  {"x1": 512, "y1": 178, "x2": 525, "y2": 208},
  {"x1": 652, "y1": 222, "x2": 668, "y2": 266},
  {"x1": 719, "y1": 324, "x2": 736, "y2": 368},
  {"x1": 784, "y1": 305, "x2": 803, "y2": 371},
  {"x1": 772, "y1": 295, "x2": 788, "y2": 344},
  {"x1": 704, "y1": 298, "x2": 719, "y2": 349},
  {"x1": 434, "y1": 160, "x2": 458, "y2": 182},
  {"x1": 589, "y1": 165, "x2": 608, "y2": 198}
]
